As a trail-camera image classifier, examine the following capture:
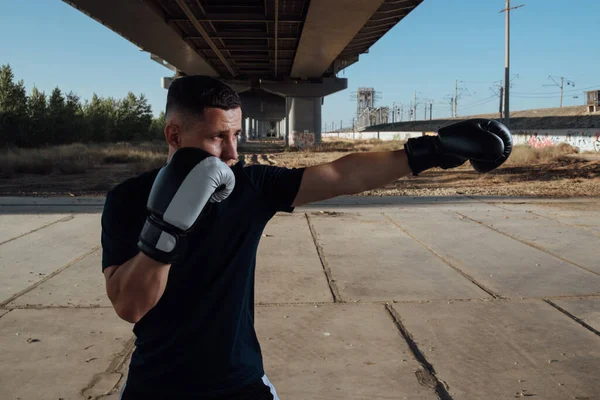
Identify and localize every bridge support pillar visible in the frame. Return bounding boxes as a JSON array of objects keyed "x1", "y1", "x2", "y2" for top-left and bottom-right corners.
[{"x1": 286, "y1": 97, "x2": 322, "y2": 149}]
